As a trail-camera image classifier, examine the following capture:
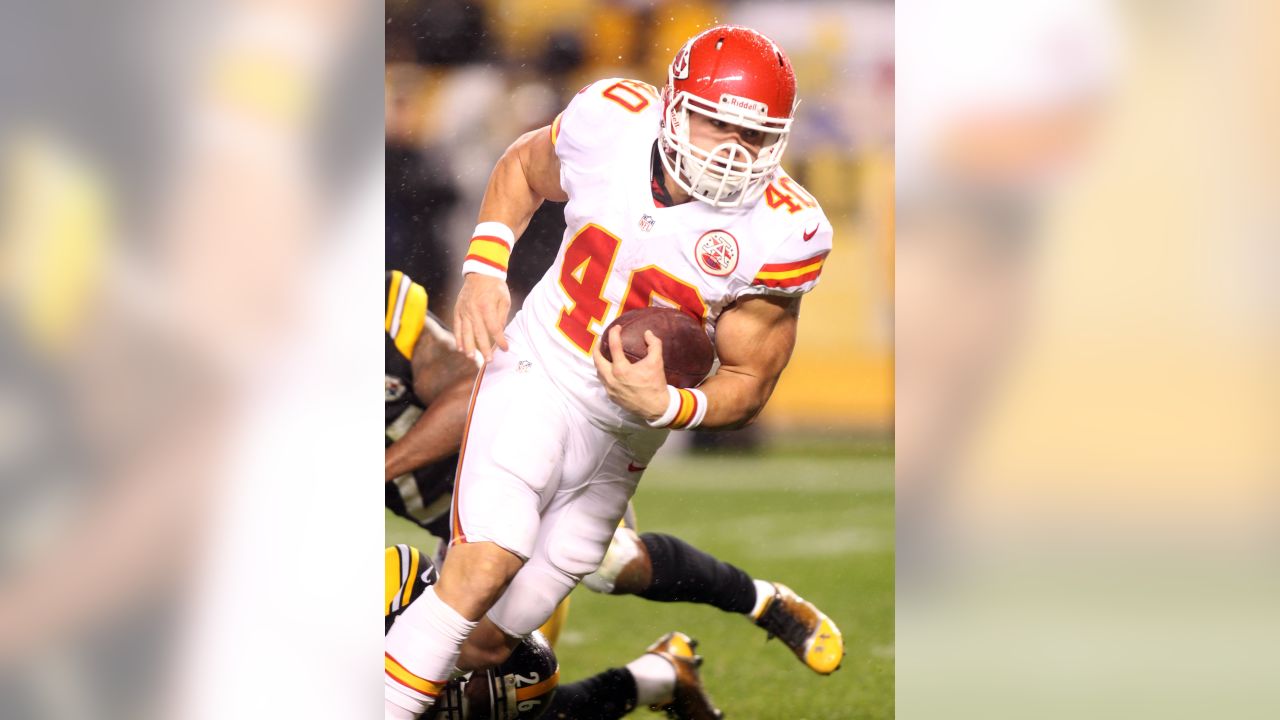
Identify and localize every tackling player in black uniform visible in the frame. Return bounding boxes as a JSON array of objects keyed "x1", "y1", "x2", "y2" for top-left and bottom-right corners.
[
  {"x1": 386, "y1": 544, "x2": 719, "y2": 720},
  {"x1": 385, "y1": 270, "x2": 477, "y2": 539}
]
